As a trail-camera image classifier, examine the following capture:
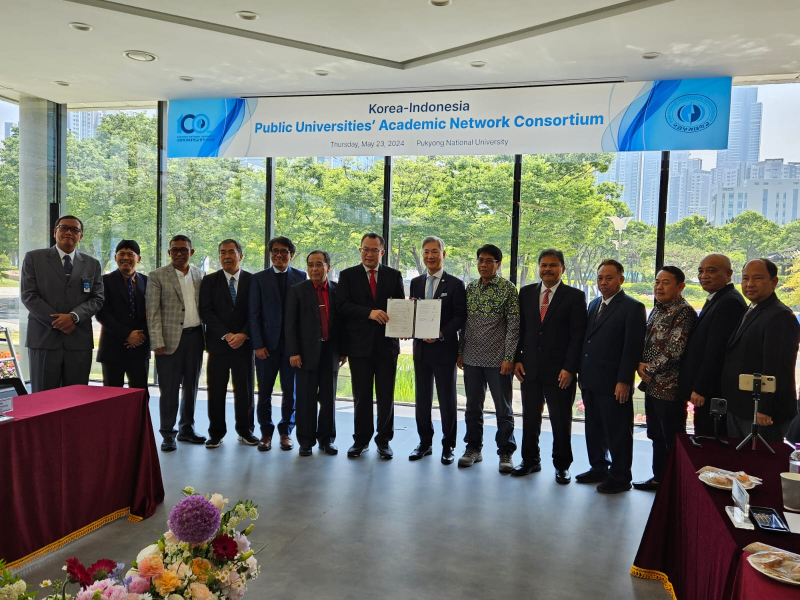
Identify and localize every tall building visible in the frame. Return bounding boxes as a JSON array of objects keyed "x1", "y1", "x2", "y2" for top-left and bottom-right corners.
[
  {"x1": 639, "y1": 152, "x2": 662, "y2": 226},
  {"x1": 717, "y1": 87, "x2": 762, "y2": 166},
  {"x1": 2, "y1": 121, "x2": 17, "y2": 141}
]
